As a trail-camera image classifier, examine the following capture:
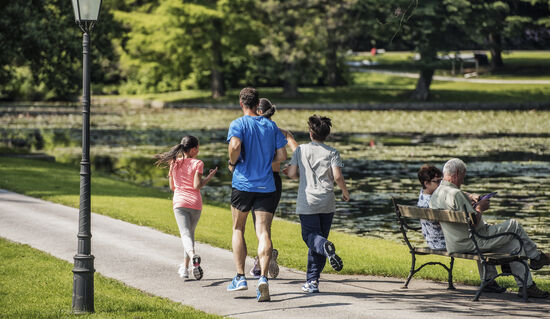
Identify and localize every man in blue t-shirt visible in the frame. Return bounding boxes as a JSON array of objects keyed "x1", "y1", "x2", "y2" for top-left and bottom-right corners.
[{"x1": 225, "y1": 87, "x2": 287, "y2": 302}]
